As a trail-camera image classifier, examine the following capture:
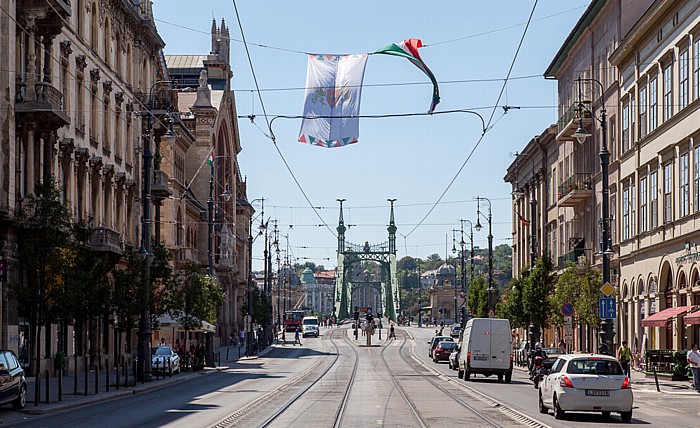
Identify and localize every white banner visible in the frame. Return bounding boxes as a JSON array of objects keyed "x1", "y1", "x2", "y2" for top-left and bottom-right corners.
[{"x1": 298, "y1": 54, "x2": 368, "y2": 148}]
